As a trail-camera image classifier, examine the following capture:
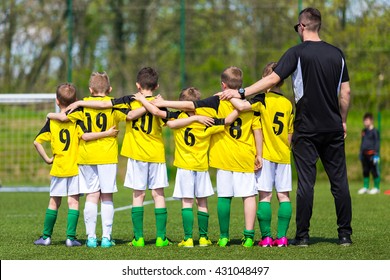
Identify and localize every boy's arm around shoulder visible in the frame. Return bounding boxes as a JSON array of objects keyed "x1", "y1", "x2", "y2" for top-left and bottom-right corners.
[
  {"x1": 133, "y1": 92, "x2": 167, "y2": 119},
  {"x1": 81, "y1": 125, "x2": 119, "y2": 141},
  {"x1": 47, "y1": 112, "x2": 69, "y2": 122},
  {"x1": 166, "y1": 114, "x2": 214, "y2": 129}
]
